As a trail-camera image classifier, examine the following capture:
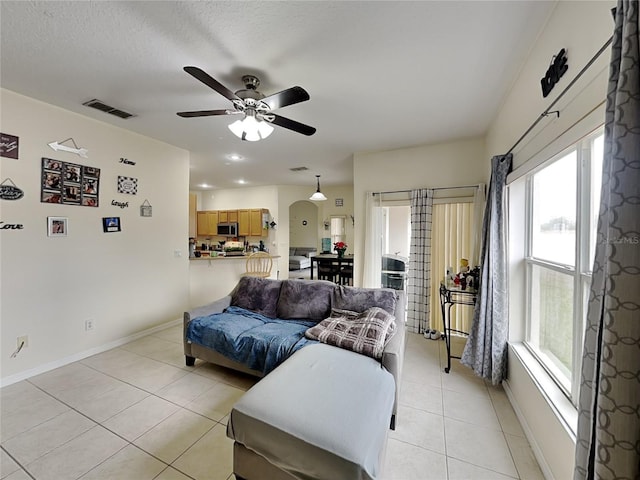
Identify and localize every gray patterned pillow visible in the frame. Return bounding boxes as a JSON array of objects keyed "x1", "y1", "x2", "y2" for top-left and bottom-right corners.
[
  {"x1": 230, "y1": 277, "x2": 282, "y2": 318},
  {"x1": 332, "y1": 285, "x2": 397, "y2": 315},
  {"x1": 276, "y1": 279, "x2": 336, "y2": 320},
  {"x1": 305, "y1": 307, "x2": 397, "y2": 359}
]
